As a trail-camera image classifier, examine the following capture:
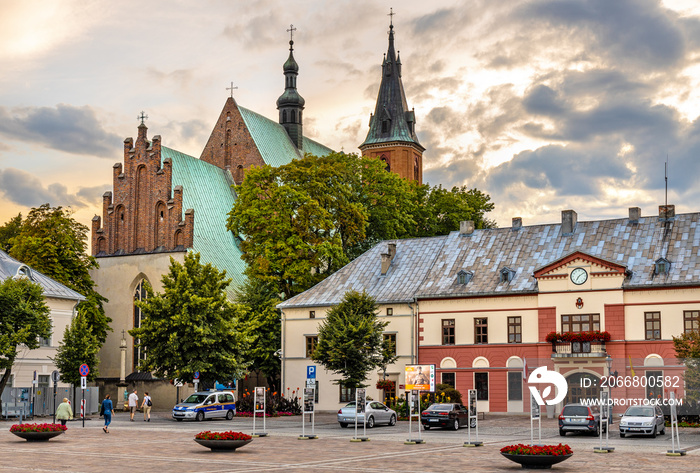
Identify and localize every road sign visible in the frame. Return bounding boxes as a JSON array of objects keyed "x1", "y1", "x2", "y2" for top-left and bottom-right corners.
[
  {"x1": 193, "y1": 371, "x2": 200, "y2": 379},
  {"x1": 80, "y1": 376, "x2": 87, "y2": 390},
  {"x1": 307, "y1": 366, "x2": 316, "y2": 379},
  {"x1": 306, "y1": 379, "x2": 315, "y2": 387},
  {"x1": 173, "y1": 378, "x2": 183, "y2": 387},
  {"x1": 51, "y1": 370, "x2": 60, "y2": 383},
  {"x1": 79, "y1": 364, "x2": 89, "y2": 376}
]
